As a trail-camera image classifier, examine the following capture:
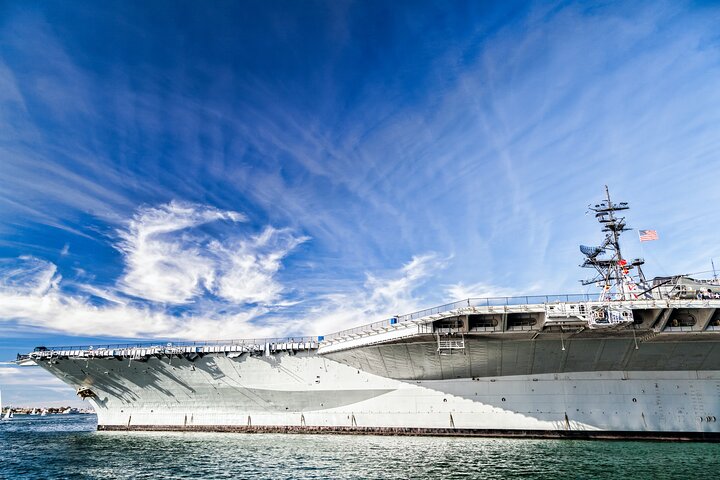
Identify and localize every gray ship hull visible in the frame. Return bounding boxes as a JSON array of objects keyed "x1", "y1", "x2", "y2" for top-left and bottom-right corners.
[
  {"x1": 22, "y1": 297, "x2": 720, "y2": 440},
  {"x1": 36, "y1": 342, "x2": 720, "y2": 440}
]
